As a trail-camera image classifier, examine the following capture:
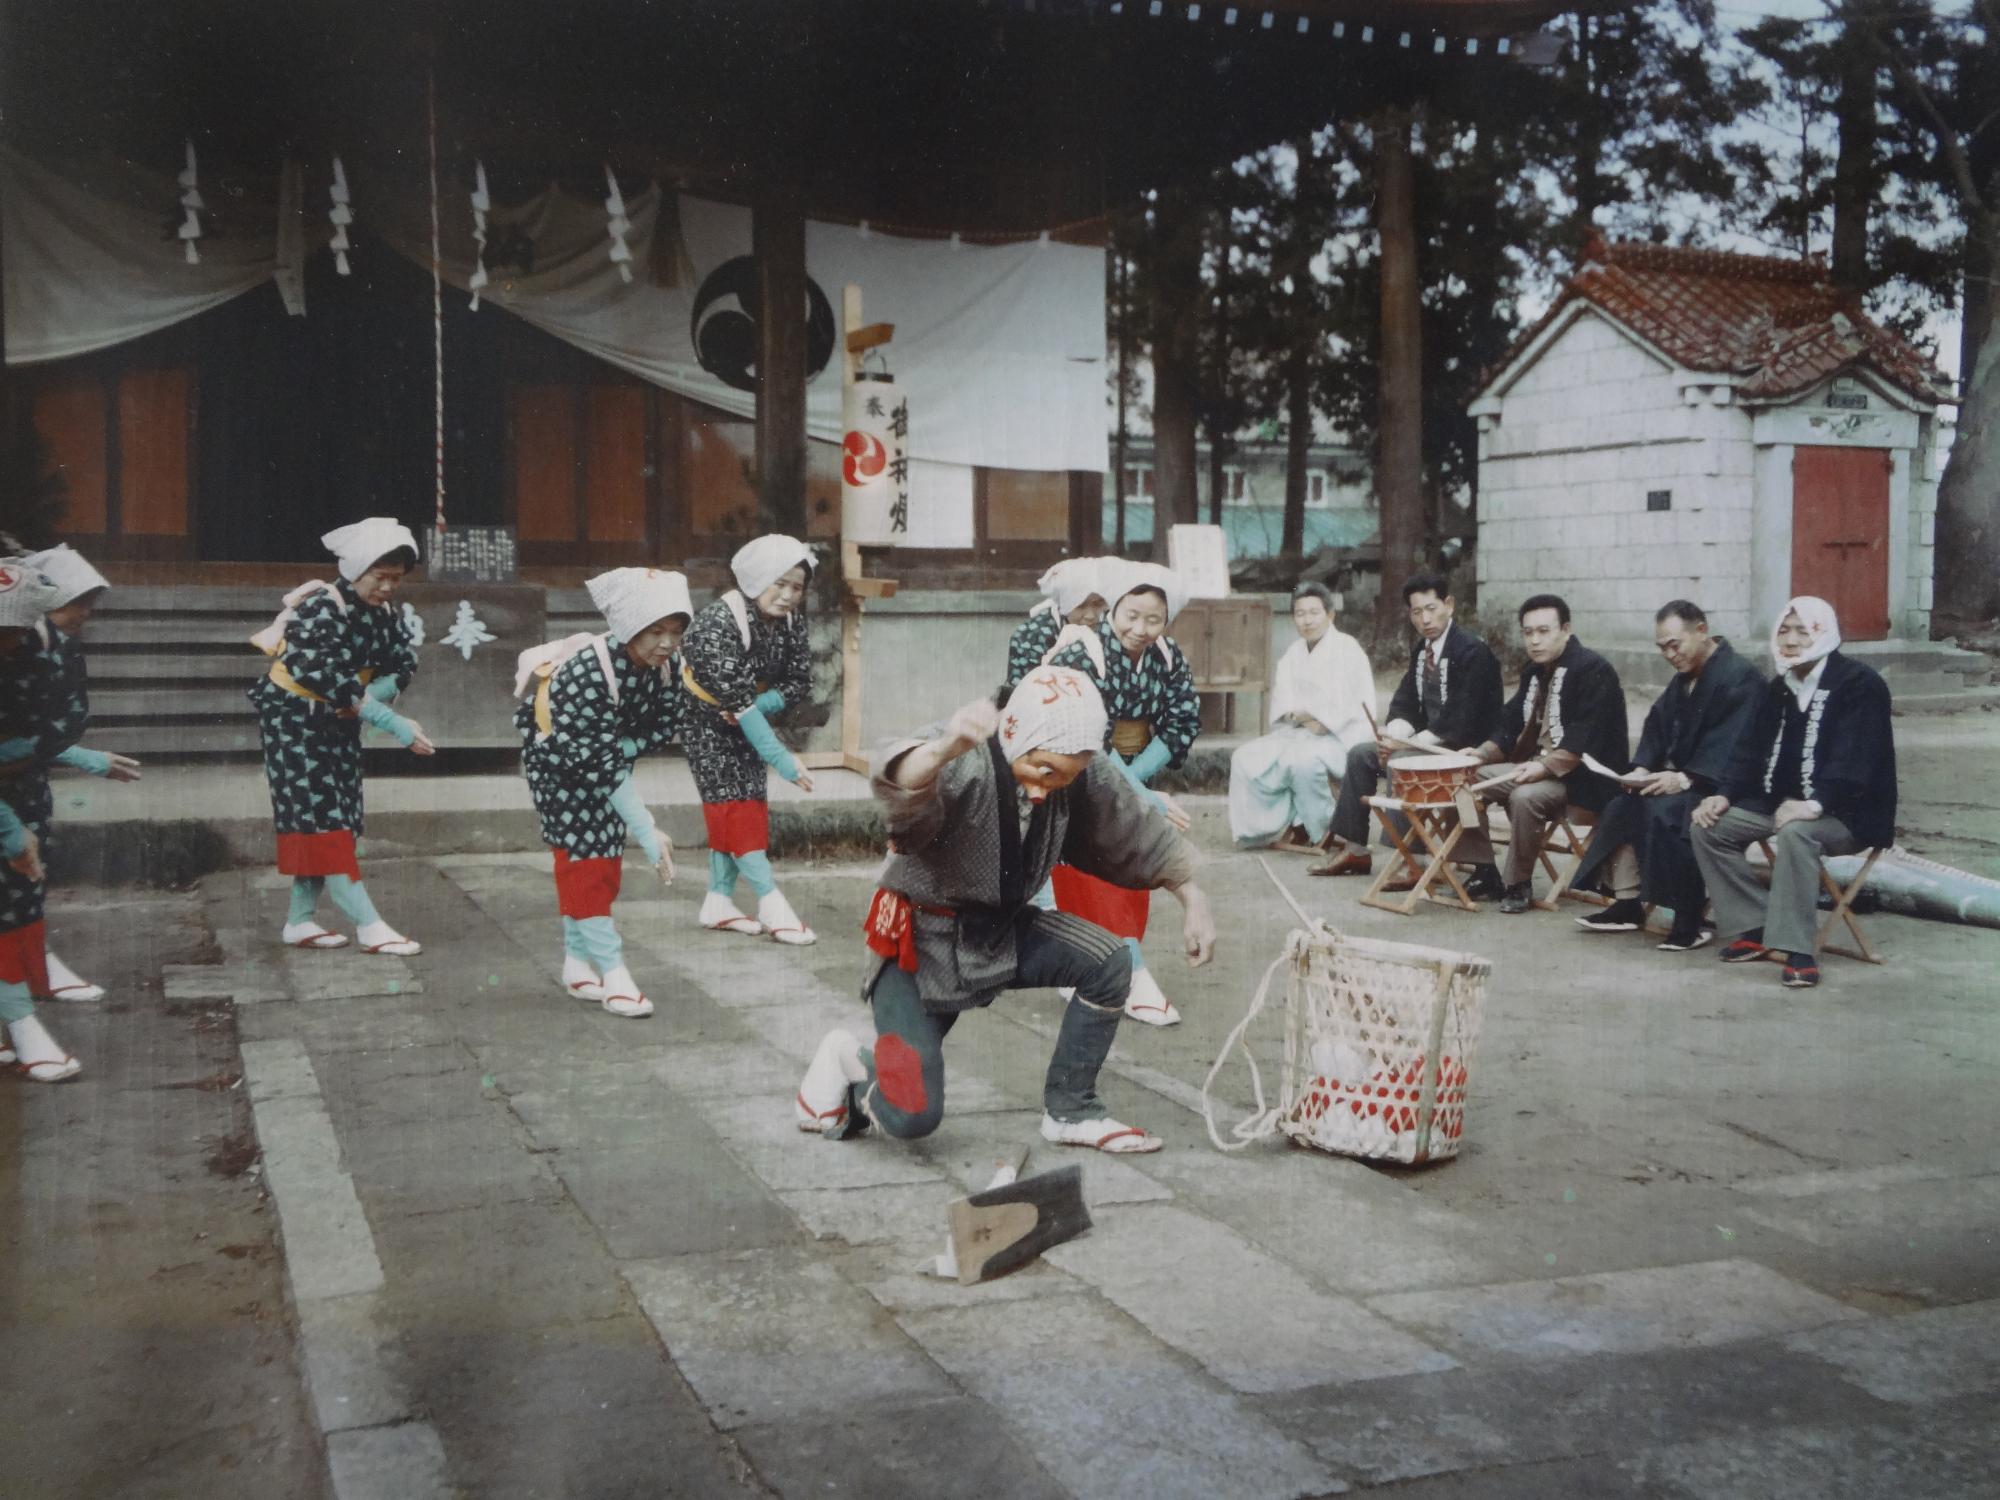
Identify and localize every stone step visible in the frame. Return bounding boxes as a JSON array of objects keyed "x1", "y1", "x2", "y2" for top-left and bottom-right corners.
[
  {"x1": 91, "y1": 684, "x2": 259, "y2": 721},
  {"x1": 88, "y1": 655, "x2": 266, "y2": 682}
]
